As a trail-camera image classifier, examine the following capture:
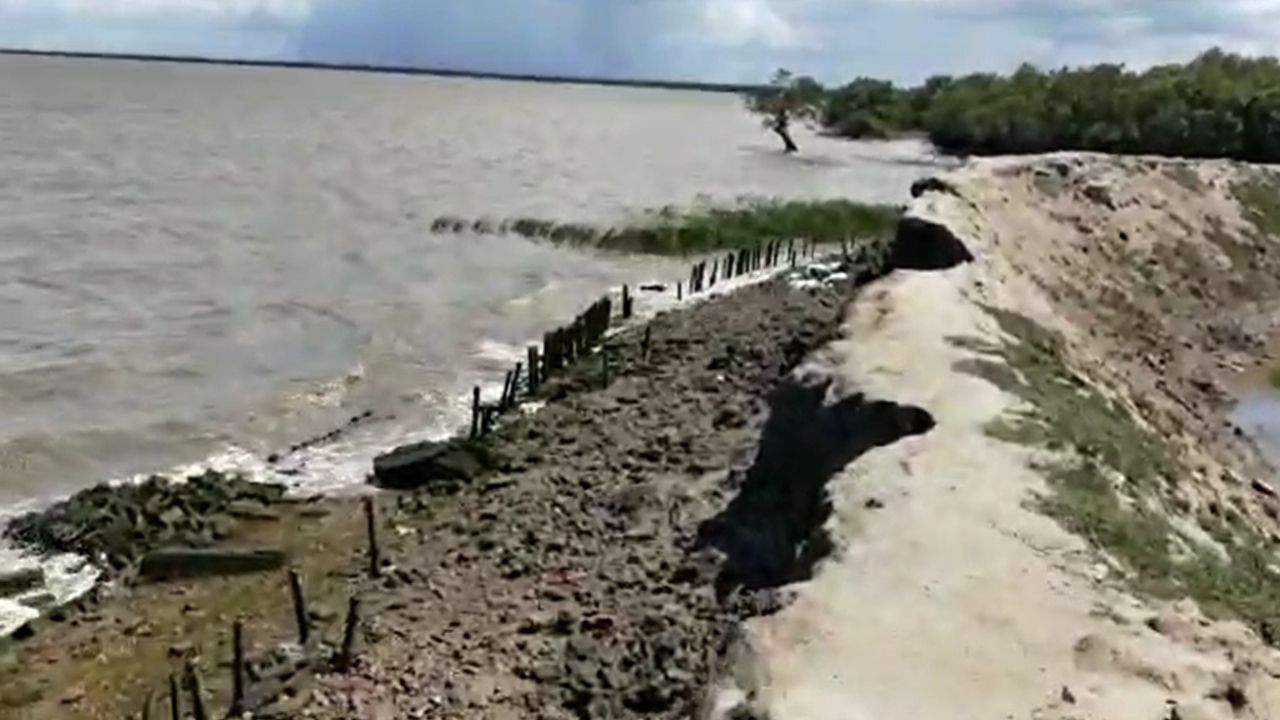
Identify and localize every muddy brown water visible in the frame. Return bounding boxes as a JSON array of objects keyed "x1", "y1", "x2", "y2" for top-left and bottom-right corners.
[{"x1": 0, "y1": 54, "x2": 947, "y2": 516}]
